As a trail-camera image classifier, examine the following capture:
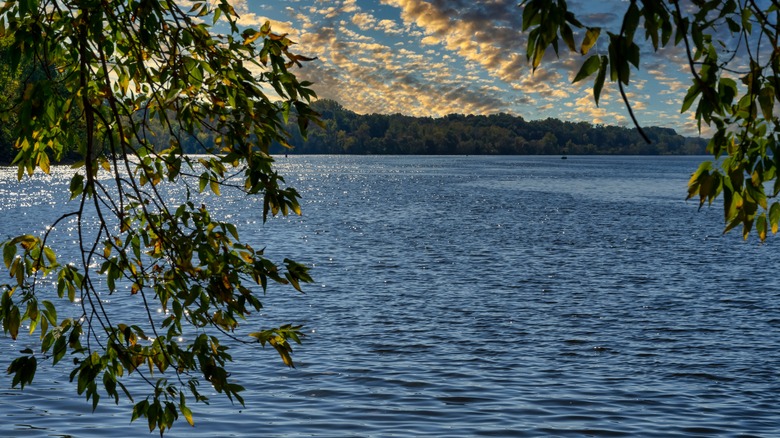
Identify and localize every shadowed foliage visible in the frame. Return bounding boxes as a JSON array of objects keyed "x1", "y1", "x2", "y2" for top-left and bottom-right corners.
[
  {"x1": 521, "y1": 0, "x2": 780, "y2": 240},
  {"x1": 0, "y1": 0, "x2": 318, "y2": 433}
]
